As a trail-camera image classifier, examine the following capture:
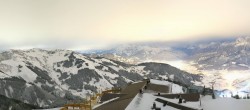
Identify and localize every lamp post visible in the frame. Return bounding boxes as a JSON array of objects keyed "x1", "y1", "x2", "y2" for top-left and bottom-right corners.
[
  {"x1": 169, "y1": 75, "x2": 174, "y2": 93},
  {"x1": 199, "y1": 94, "x2": 202, "y2": 107}
]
